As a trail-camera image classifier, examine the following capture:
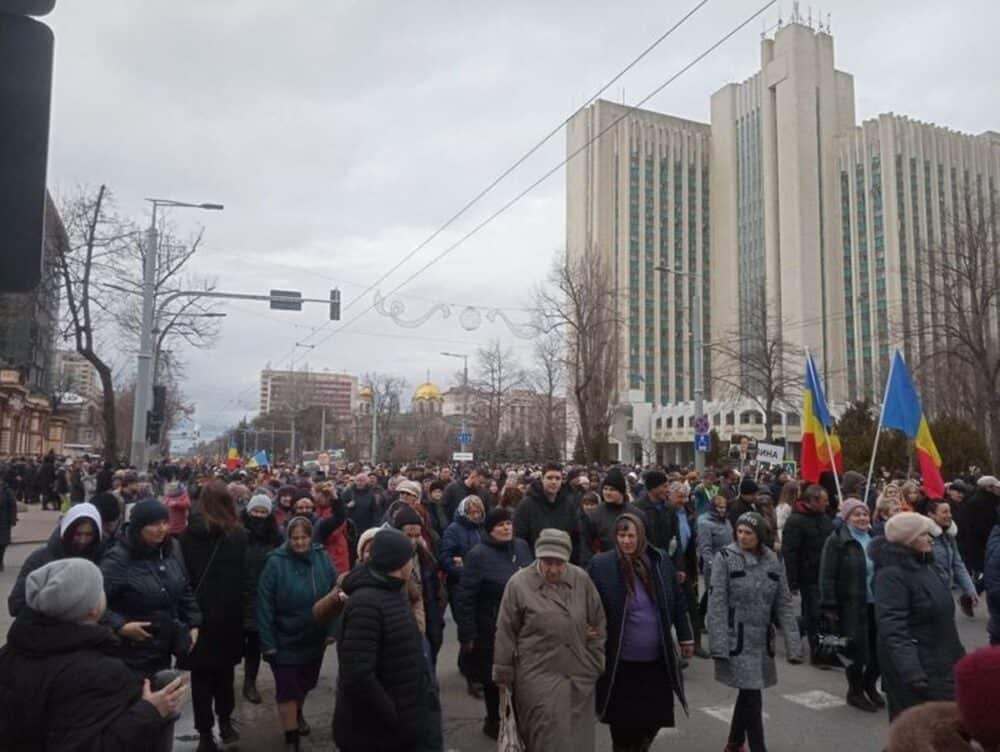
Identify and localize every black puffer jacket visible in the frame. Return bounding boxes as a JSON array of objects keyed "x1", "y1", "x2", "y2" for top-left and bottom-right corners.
[
  {"x1": 100, "y1": 529, "x2": 202, "y2": 676},
  {"x1": 781, "y1": 502, "x2": 833, "y2": 591},
  {"x1": 0, "y1": 608, "x2": 164, "y2": 751},
  {"x1": 633, "y1": 493, "x2": 683, "y2": 570},
  {"x1": 871, "y1": 537, "x2": 966, "y2": 719},
  {"x1": 513, "y1": 481, "x2": 582, "y2": 564},
  {"x1": 241, "y1": 511, "x2": 283, "y2": 631},
  {"x1": 178, "y1": 515, "x2": 248, "y2": 670},
  {"x1": 453, "y1": 536, "x2": 533, "y2": 649},
  {"x1": 333, "y1": 564, "x2": 428, "y2": 752},
  {"x1": 956, "y1": 488, "x2": 1000, "y2": 573},
  {"x1": 818, "y1": 524, "x2": 873, "y2": 664}
]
